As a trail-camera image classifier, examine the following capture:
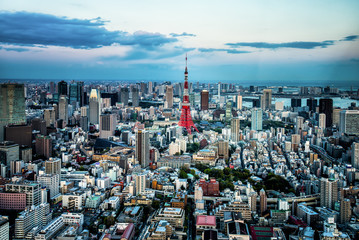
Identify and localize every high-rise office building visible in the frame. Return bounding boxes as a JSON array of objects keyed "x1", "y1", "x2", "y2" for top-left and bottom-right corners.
[
  {"x1": 32, "y1": 118, "x2": 47, "y2": 136},
  {"x1": 69, "y1": 81, "x2": 84, "y2": 107},
  {"x1": 296, "y1": 116, "x2": 304, "y2": 134},
  {"x1": 35, "y1": 135, "x2": 52, "y2": 159},
  {"x1": 0, "y1": 84, "x2": 26, "y2": 141},
  {"x1": 5, "y1": 182, "x2": 41, "y2": 207},
  {"x1": 339, "y1": 199, "x2": 351, "y2": 224},
  {"x1": 319, "y1": 113, "x2": 326, "y2": 129},
  {"x1": 58, "y1": 95, "x2": 68, "y2": 125},
  {"x1": 340, "y1": 110, "x2": 359, "y2": 135},
  {"x1": 320, "y1": 178, "x2": 338, "y2": 209},
  {"x1": 260, "y1": 189, "x2": 267, "y2": 215},
  {"x1": 49, "y1": 81, "x2": 56, "y2": 94},
  {"x1": 261, "y1": 89, "x2": 272, "y2": 110},
  {"x1": 319, "y1": 98, "x2": 333, "y2": 128},
  {"x1": 4, "y1": 124, "x2": 32, "y2": 147},
  {"x1": 45, "y1": 158, "x2": 61, "y2": 175},
  {"x1": 100, "y1": 114, "x2": 117, "y2": 139},
  {"x1": 120, "y1": 88, "x2": 129, "y2": 105},
  {"x1": 38, "y1": 174, "x2": 60, "y2": 198},
  {"x1": 251, "y1": 108, "x2": 263, "y2": 131},
  {"x1": 44, "y1": 108, "x2": 56, "y2": 127},
  {"x1": 166, "y1": 85, "x2": 174, "y2": 108},
  {"x1": 89, "y1": 89, "x2": 100, "y2": 125},
  {"x1": 352, "y1": 142, "x2": 359, "y2": 169},
  {"x1": 0, "y1": 141, "x2": 19, "y2": 173},
  {"x1": 236, "y1": 93, "x2": 243, "y2": 110},
  {"x1": 332, "y1": 108, "x2": 341, "y2": 127},
  {"x1": 148, "y1": 81, "x2": 153, "y2": 94},
  {"x1": 291, "y1": 98, "x2": 302, "y2": 108},
  {"x1": 58, "y1": 80, "x2": 68, "y2": 96},
  {"x1": 307, "y1": 98, "x2": 318, "y2": 112},
  {"x1": 231, "y1": 118, "x2": 240, "y2": 143},
  {"x1": 217, "y1": 140, "x2": 229, "y2": 160},
  {"x1": 225, "y1": 102, "x2": 232, "y2": 121},
  {"x1": 200, "y1": 90, "x2": 209, "y2": 110},
  {"x1": 132, "y1": 88, "x2": 140, "y2": 107},
  {"x1": 252, "y1": 99, "x2": 261, "y2": 108},
  {"x1": 14, "y1": 203, "x2": 51, "y2": 239},
  {"x1": 135, "y1": 130, "x2": 149, "y2": 168},
  {"x1": 291, "y1": 134, "x2": 301, "y2": 152},
  {"x1": 135, "y1": 174, "x2": 146, "y2": 195}
]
